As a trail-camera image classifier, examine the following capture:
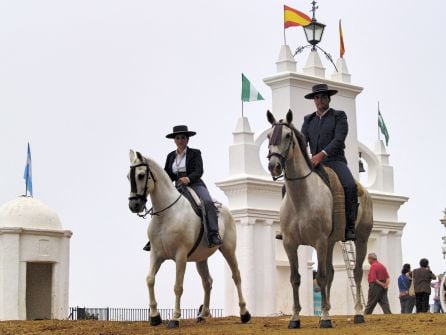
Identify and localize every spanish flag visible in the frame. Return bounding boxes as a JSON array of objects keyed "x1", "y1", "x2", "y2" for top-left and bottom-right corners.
[
  {"x1": 339, "y1": 19, "x2": 345, "y2": 58},
  {"x1": 284, "y1": 5, "x2": 311, "y2": 29}
]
